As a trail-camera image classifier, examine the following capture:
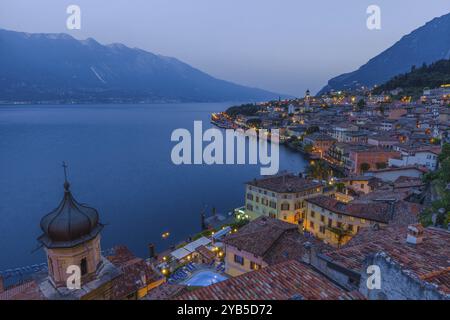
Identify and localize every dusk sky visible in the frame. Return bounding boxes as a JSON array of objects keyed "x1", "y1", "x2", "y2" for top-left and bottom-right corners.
[{"x1": 1, "y1": 0, "x2": 449, "y2": 96}]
